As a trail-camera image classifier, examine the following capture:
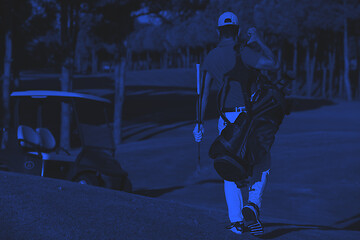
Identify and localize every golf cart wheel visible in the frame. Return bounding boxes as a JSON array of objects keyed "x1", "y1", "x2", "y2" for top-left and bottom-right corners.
[
  {"x1": 122, "y1": 177, "x2": 132, "y2": 193},
  {"x1": 74, "y1": 172, "x2": 100, "y2": 186}
]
